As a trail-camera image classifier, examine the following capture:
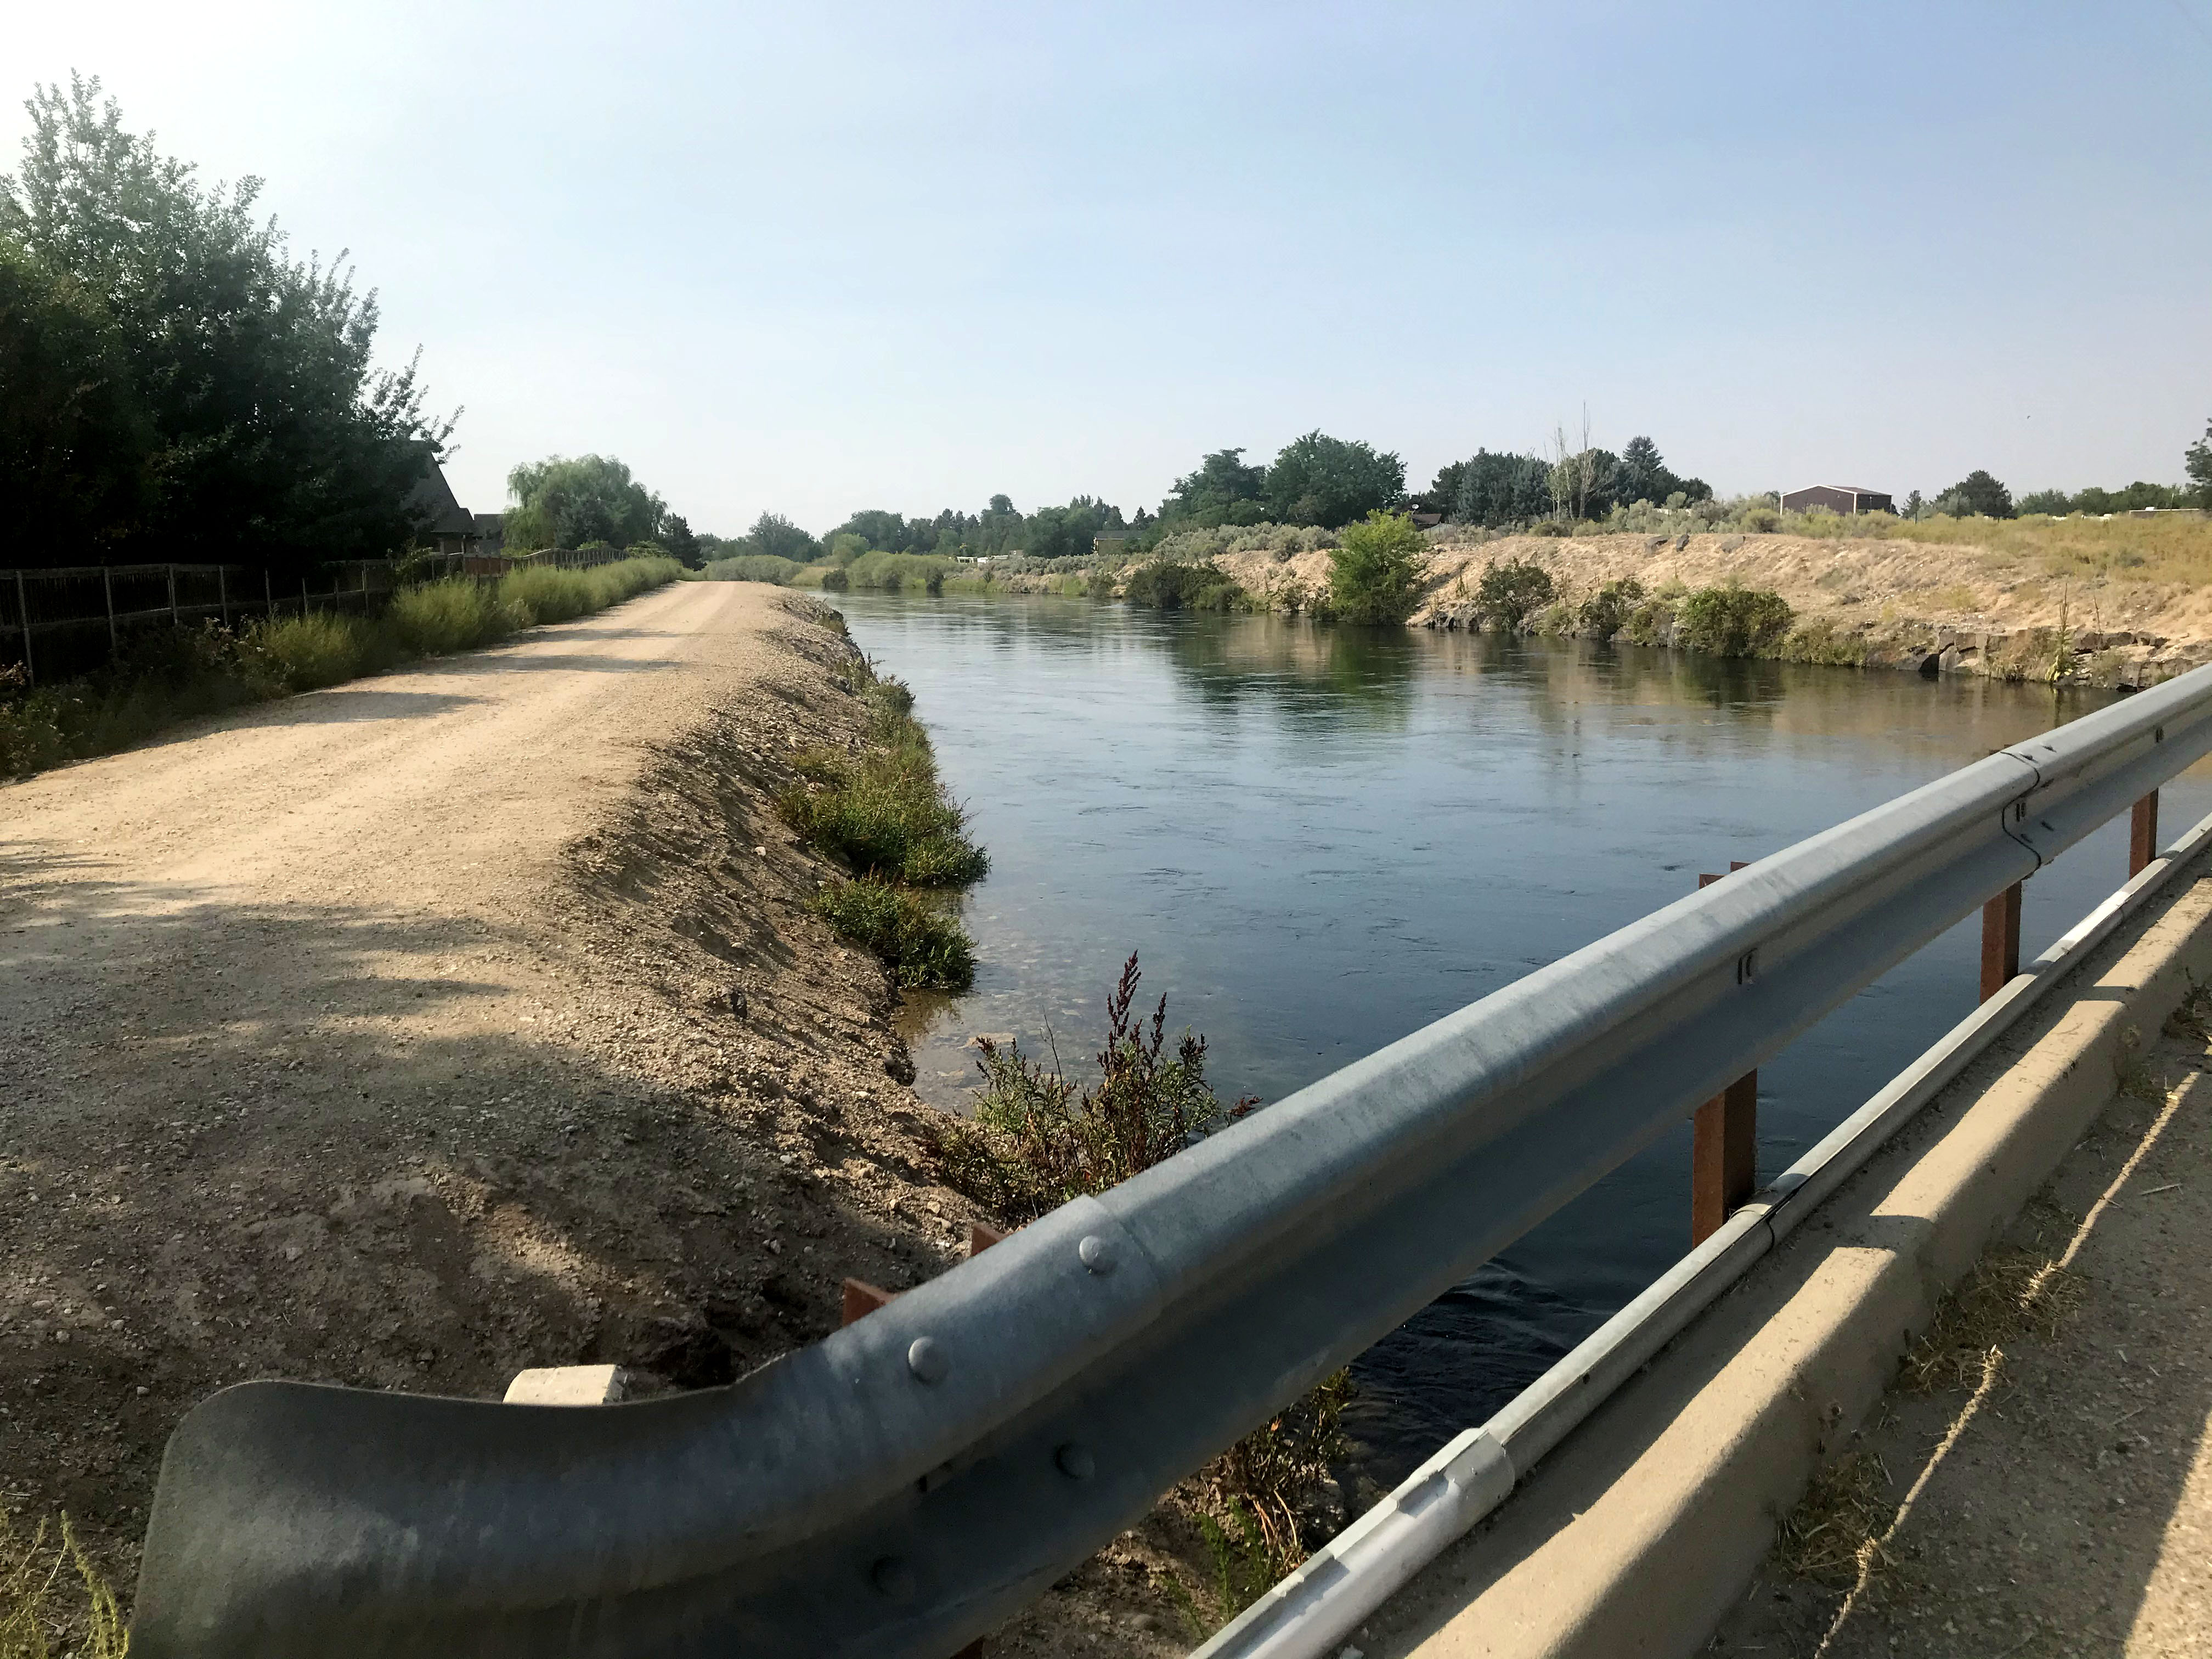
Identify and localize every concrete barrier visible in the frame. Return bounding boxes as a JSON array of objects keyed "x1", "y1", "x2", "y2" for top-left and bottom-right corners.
[{"x1": 1363, "y1": 862, "x2": 2212, "y2": 1659}]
